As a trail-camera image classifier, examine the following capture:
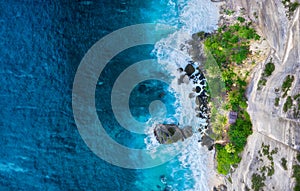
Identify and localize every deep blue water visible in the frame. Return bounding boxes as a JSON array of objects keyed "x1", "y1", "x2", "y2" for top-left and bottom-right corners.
[
  {"x1": 1, "y1": 0, "x2": 221, "y2": 189},
  {"x1": 0, "y1": 0, "x2": 184, "y2": 190}
]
